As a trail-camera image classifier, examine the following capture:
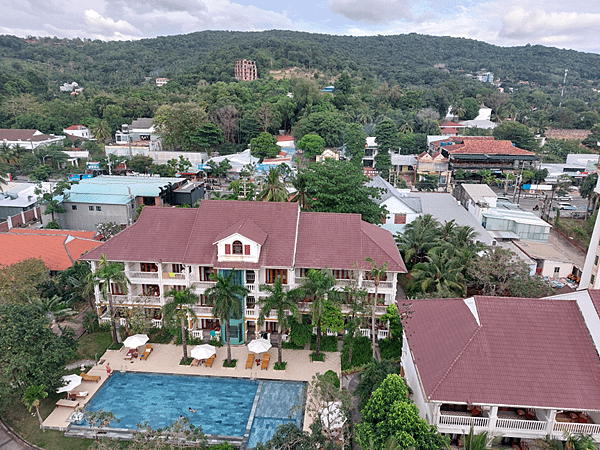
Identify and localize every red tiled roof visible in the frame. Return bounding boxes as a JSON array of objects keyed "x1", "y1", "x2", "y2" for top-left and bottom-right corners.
[
  {"x1": 277, "y1": 135, "x2": 294, "y2": 142},
  {"x1": 439, "y1": 121, "x2": 465, "y2": 128},
  {"x1": 0, "y1": 232, "x2": 102, "y2": 271},
  {"x1": 588, "y1": 290, "x2": 600, "y2": 317},
  {"x1": 65, "y1": 125, "x2": 86, "y2": 130},
  {"x1": 403, "y1": 297, "x2": 600, "y2": 410},
  {"x1": 8, "y1": 228, "x2": 97, "y2": 240},
  {"x1": 442, "y1": 127, "x2": 458, "y2": 134},
  {"x1": 82, "y1": 201, "x2": 406, "y2": 273},
  {"x1": 431, "y1": 137, "x2": 535, "y2": 156}
]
